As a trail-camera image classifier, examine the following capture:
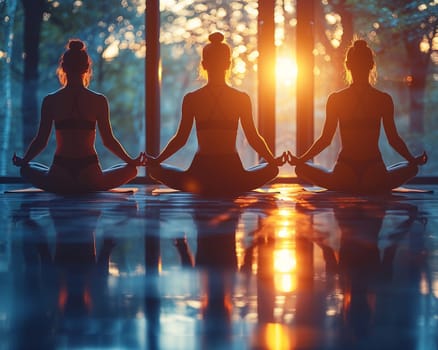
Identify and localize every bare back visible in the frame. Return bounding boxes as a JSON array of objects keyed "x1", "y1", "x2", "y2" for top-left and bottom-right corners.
[
  {"x1": 186, "y1": 85, "x2": 247, "y2": 155},
  {"x1": 331, "y1": 84, "x2": 390, "y2": 160},
  {"x1": 44, "y1": 87, "x2": 106, "y2": 157}
]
